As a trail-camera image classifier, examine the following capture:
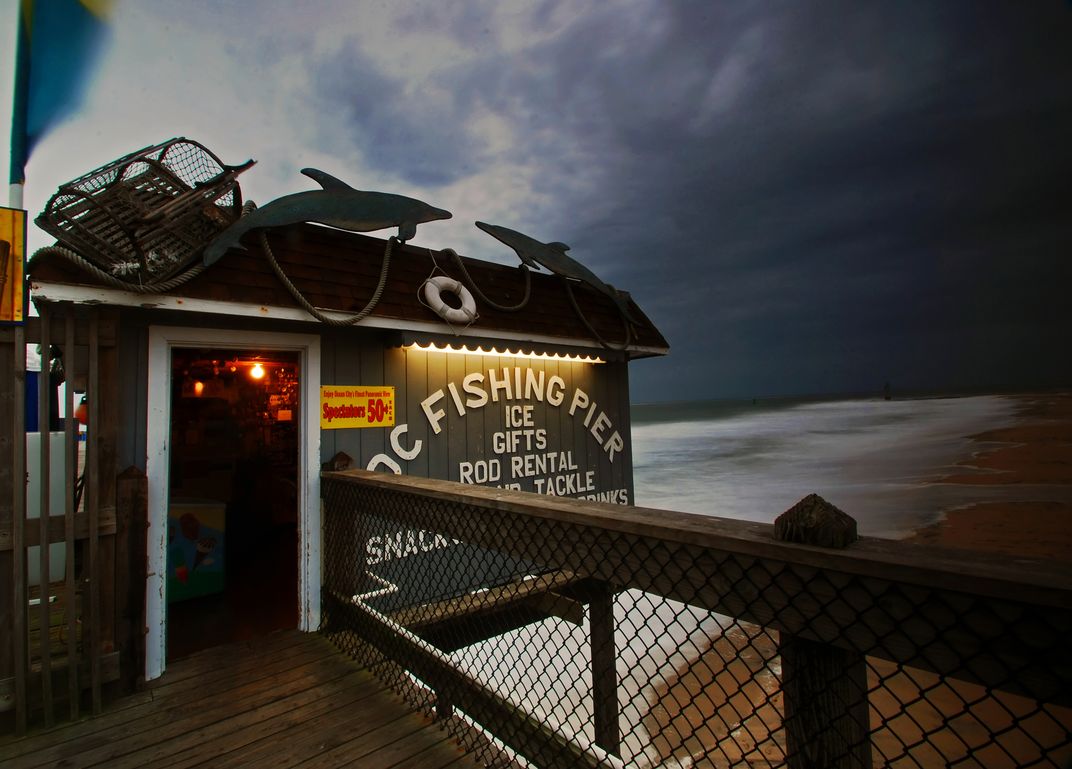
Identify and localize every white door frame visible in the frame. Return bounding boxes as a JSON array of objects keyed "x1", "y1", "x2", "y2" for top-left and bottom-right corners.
[{"x1": 145, "y1": 325, "x2": 322, "y2": 681}]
